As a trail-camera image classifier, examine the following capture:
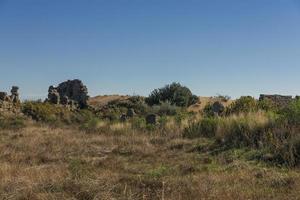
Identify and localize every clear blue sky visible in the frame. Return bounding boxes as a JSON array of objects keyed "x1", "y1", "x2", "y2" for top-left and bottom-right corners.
[{"x1": 1, "y1": 0, "x2": 300, "y2": 99}]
